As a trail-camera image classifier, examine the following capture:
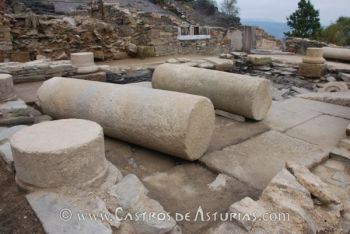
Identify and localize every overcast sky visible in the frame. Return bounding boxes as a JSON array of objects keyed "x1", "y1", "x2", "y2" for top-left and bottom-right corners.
[{"x1": 216, "y1": 0, "x2": 350, "y2": 25}]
